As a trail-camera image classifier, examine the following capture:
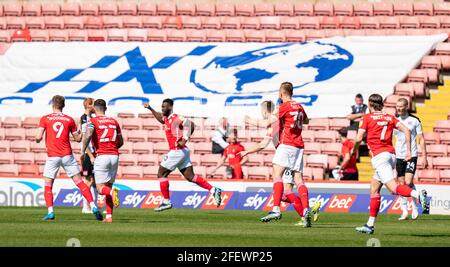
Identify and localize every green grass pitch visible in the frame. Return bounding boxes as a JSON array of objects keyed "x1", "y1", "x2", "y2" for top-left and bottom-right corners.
[{"x1": 0, "y1": 207, "x2": 449, "y2": 247}]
